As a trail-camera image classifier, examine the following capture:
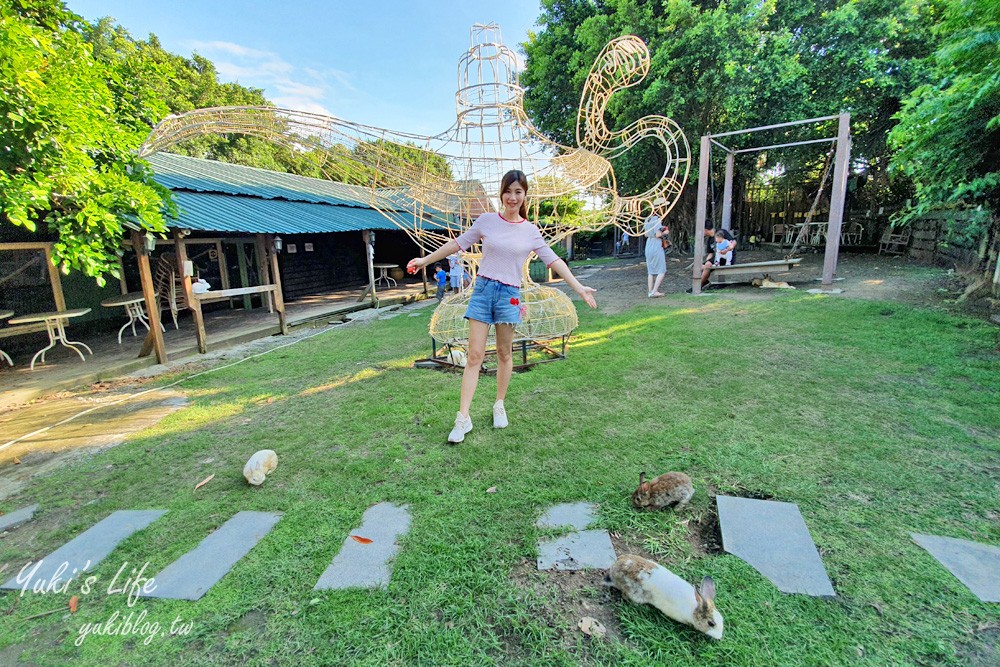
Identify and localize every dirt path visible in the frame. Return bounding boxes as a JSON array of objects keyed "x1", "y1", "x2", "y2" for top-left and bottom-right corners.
[{"x1": 568, "y1": 250, "x2": 965, "y2": 315}]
